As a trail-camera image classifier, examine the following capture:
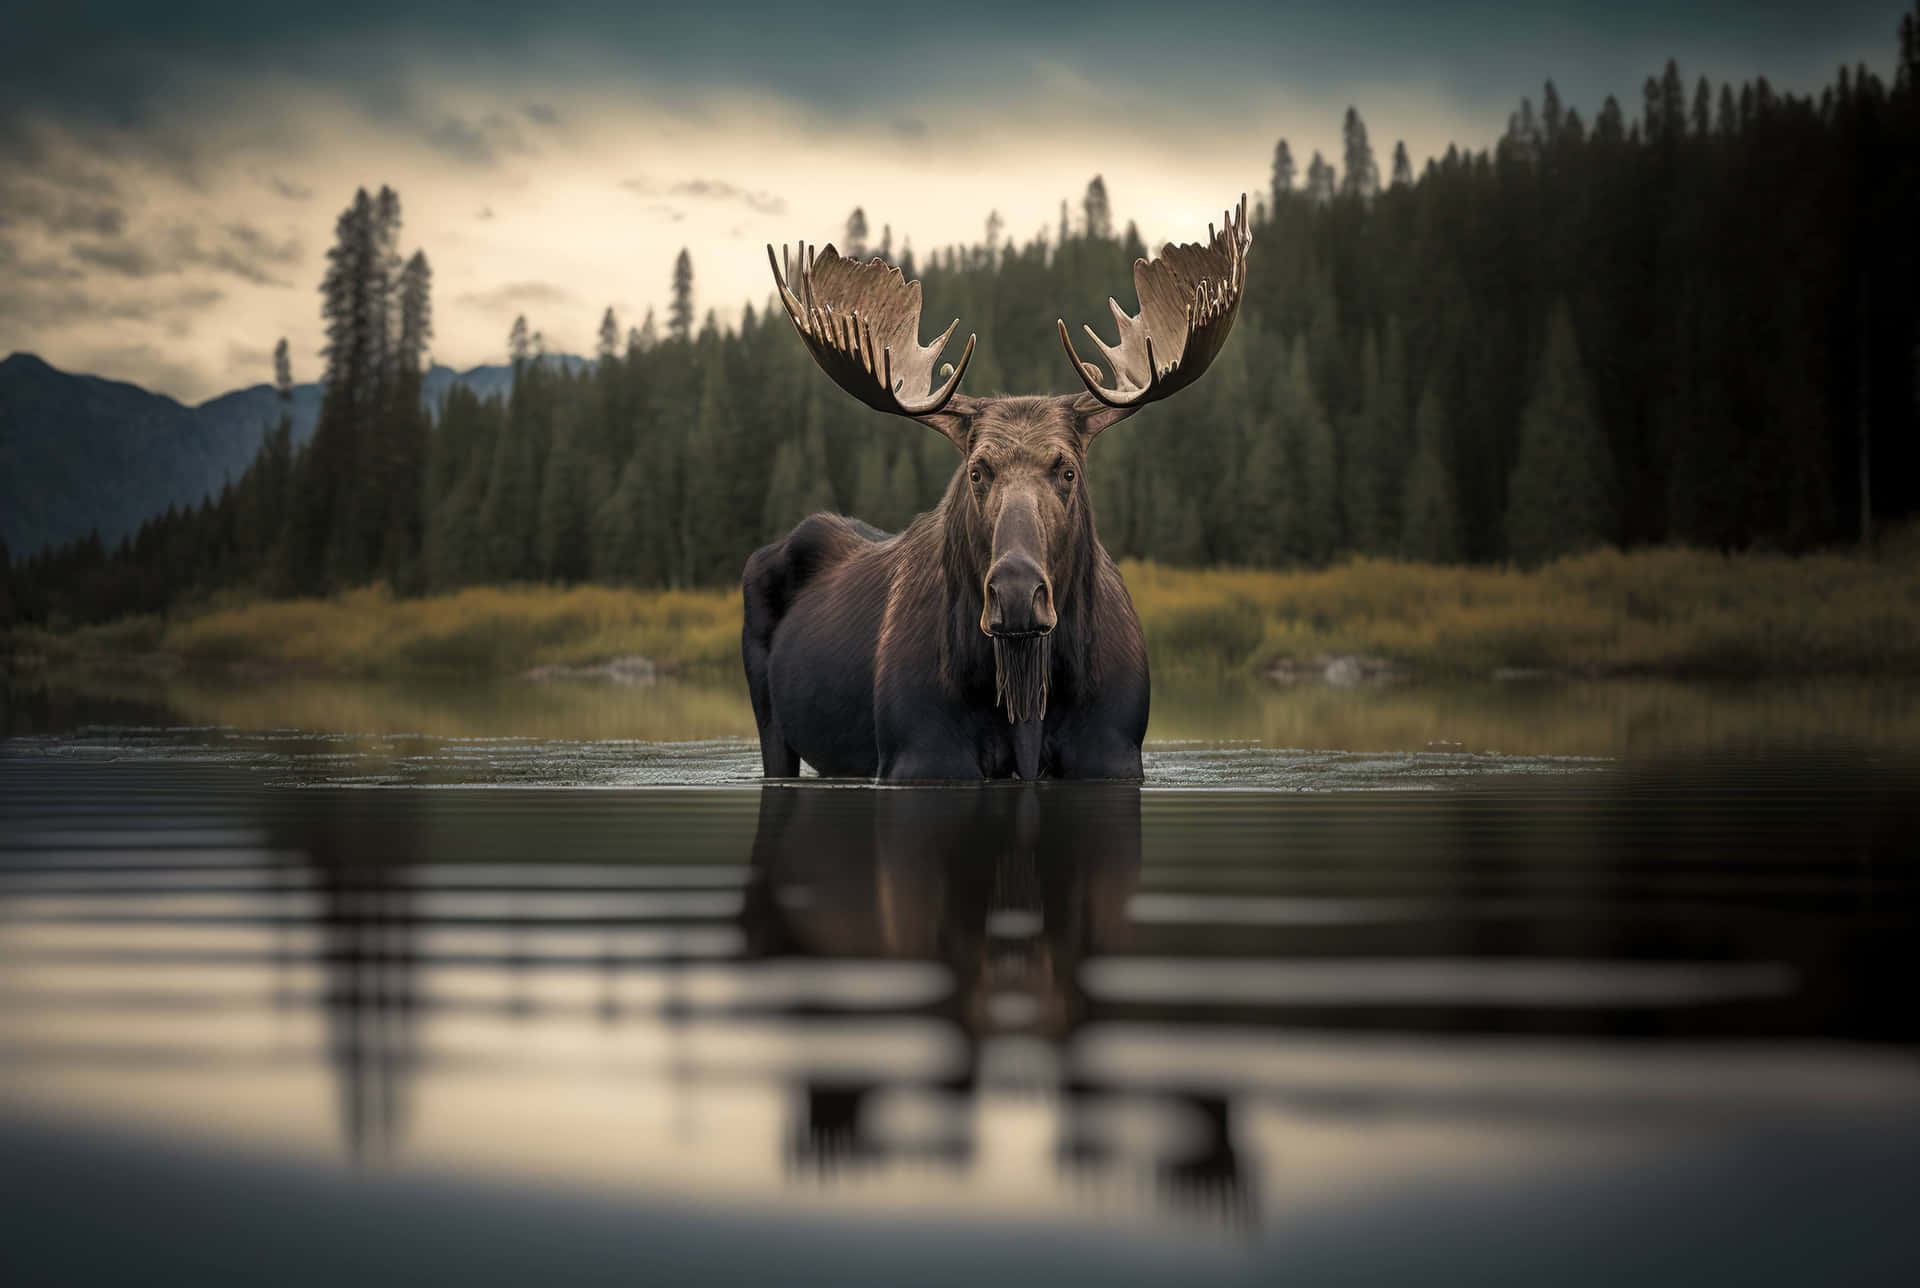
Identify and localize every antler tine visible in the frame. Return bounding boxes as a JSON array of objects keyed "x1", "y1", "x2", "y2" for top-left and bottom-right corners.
[
  {"x1": 1058, "y1": 194, "x2": 1252, "y2": 412},
  {"x1": 766, "y1": 239, "x2": 973, "y2": 422}
]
